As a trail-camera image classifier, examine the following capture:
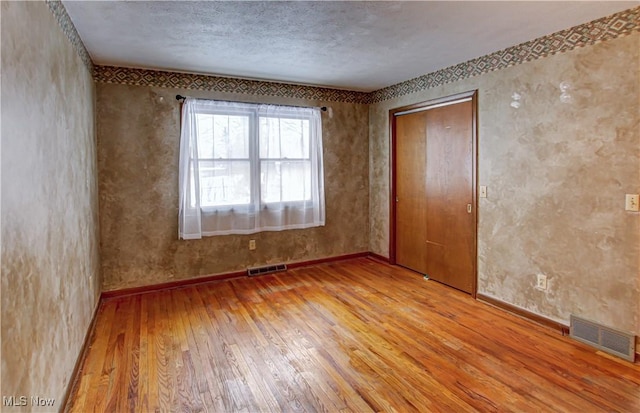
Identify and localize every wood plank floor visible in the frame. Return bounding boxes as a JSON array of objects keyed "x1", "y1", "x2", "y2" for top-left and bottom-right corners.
[{"x1": 66, "y1": 258, "x2": 640, "y2": 412}]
